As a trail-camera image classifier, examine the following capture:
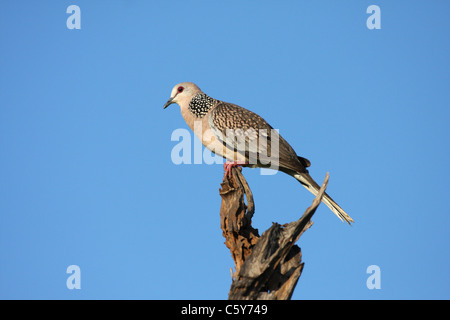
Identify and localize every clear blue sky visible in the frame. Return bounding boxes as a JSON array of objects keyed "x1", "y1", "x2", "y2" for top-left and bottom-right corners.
[{"x1": 1, "y1": 1, "x2": 449, "y2": 299}]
